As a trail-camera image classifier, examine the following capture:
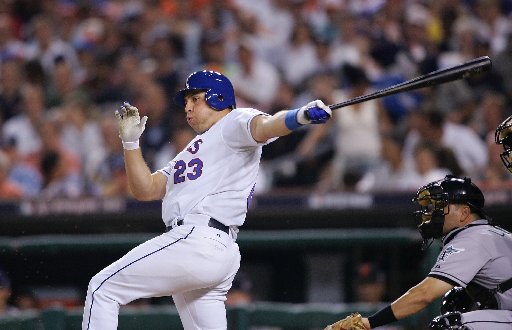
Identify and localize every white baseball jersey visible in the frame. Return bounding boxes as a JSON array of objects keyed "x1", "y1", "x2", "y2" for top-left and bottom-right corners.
[{"x1": 158, "y1": 107, "x2": 271, "y2": 227}]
